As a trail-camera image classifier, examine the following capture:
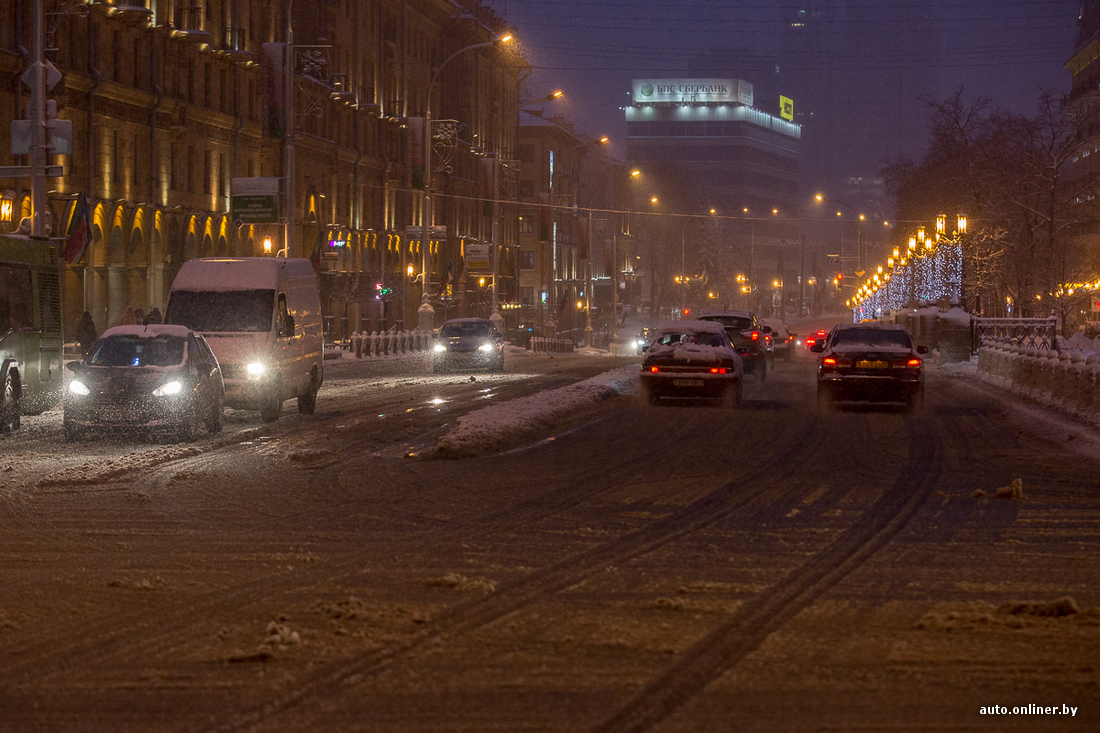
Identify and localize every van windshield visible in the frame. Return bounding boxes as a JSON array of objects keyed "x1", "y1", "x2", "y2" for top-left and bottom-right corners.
[{"x1": 165, "y1": 289, "x2": 275, "y2": 332}]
